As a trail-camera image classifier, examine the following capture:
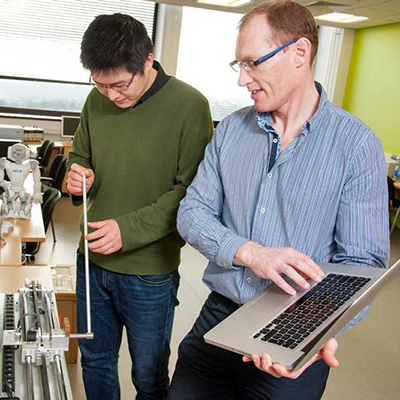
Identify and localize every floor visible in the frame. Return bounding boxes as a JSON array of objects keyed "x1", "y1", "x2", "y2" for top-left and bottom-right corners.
[{"x1": 36, "y1": 197, "x2": 400, "y2": 400}]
